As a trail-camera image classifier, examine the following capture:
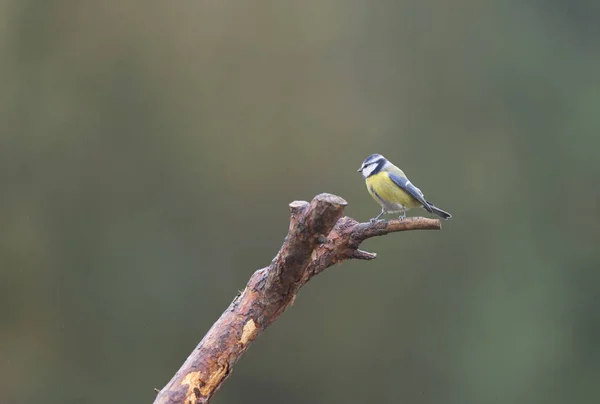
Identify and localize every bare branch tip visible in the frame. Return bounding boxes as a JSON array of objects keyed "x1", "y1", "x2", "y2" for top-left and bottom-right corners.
[
  {"x1": 289, "y1": 200, "x2": 309, "y2": 208},
  {"x1": 312, "y1": 193, "x2": 348, "y2": 208},
  {"x1": 353, "y1": 249, "x2": 377, "y2": 260},
  {"x1": 289, "y1": 200, "x2": 309, "y2": 214},
  {"x1": 381, "y1": 216, "x2": 441, "y2": 230}
]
